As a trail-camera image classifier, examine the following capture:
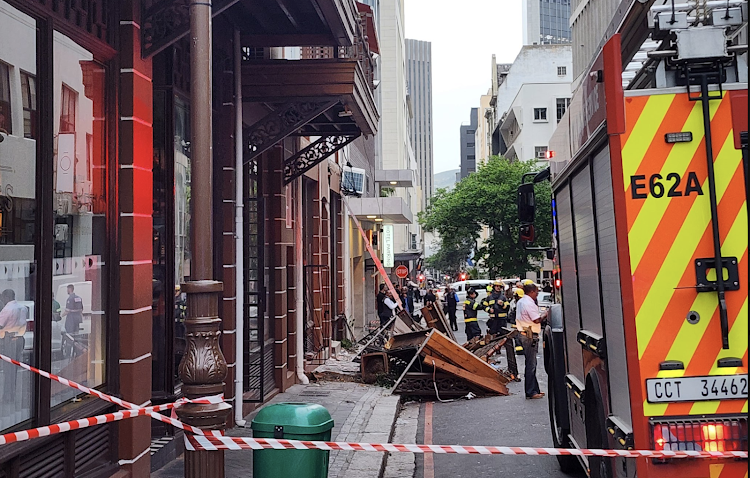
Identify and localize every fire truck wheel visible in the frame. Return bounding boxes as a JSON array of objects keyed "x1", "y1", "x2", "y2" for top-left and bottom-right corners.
[
  {"x1": 585, "y1": 373, "x2": 613, "y2": 478},
  {"x1": 547, "y1": 363, "x2": 578, "y2": 472}
]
